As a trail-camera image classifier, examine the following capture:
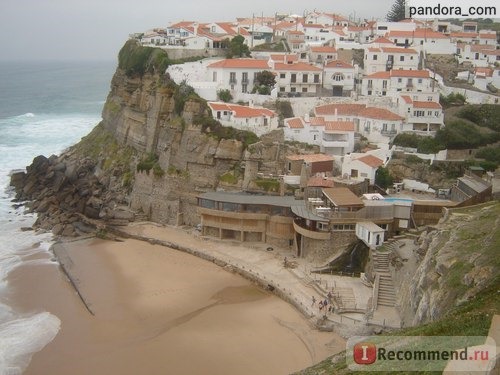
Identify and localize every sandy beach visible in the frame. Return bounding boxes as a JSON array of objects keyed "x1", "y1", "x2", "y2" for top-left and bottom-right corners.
[{"x1": 7, "y1": 235, "x2": 344, "y2": 375}]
